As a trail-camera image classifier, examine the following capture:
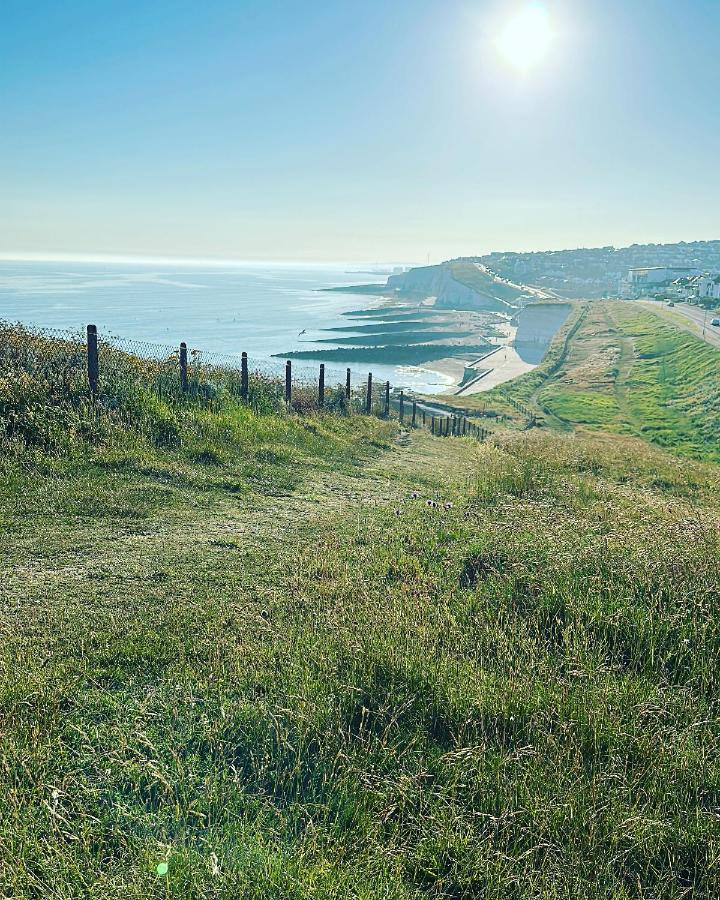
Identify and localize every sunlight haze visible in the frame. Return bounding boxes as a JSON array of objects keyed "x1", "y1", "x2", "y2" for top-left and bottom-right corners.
[{"x1": 2, "y1": 0, "x2": 719, "y2": 261}]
